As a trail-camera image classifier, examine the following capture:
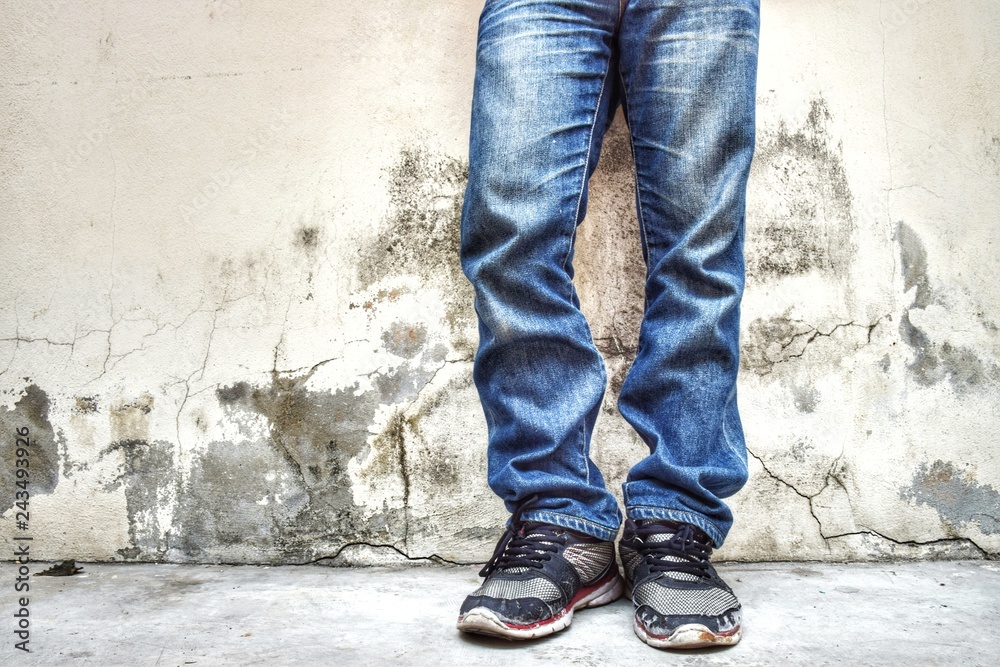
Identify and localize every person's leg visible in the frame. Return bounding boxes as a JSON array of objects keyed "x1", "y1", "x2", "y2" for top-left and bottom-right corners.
[
  {"x1": 614, "y1": 0, "x2": 760, "y2": 649},
  {"x1": 617, "y1": 0, "x2": 759, "y2": 548},
  {"x1": 457, "y1": 0, "x2": 626, "y2": 639},
  {"x1": 460, "y1": 0, "x2": 623, "y2": 542}
]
